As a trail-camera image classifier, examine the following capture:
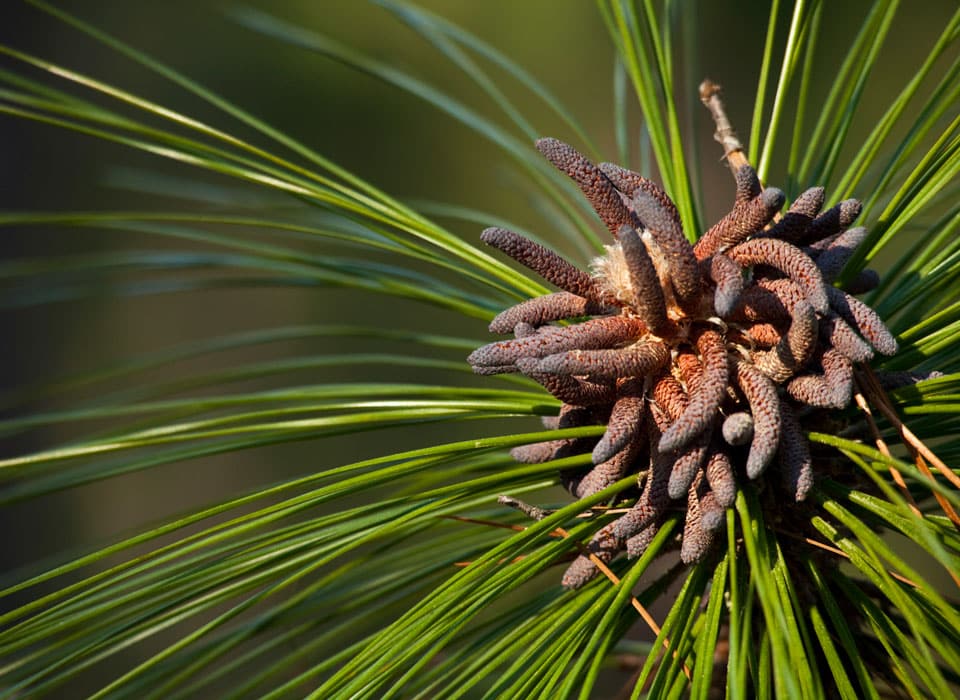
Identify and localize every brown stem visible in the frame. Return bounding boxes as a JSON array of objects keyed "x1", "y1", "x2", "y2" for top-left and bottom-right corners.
[
  {"x1": 786, "y1": 532, "x2": 919, "y2": 588},
  {"x1": 852, "y1": 384, "x2": 922, "y2": 516},
  {"x1": 855, "y1": 370, "x2": 960, "y2": 590},
  {"x1": 858, "y1": 368, "x2": 960, "y2": 531},
  {"x1": 699, "y1": 79, "x2": 750, "y2": 171},
  {"x1": 861, "y1": 368, "x2": 960, "y2": 488}
]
